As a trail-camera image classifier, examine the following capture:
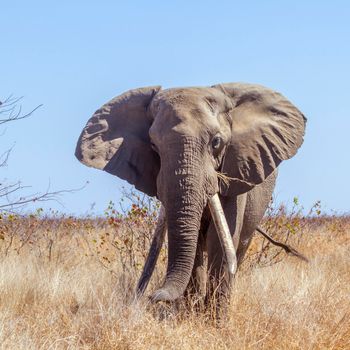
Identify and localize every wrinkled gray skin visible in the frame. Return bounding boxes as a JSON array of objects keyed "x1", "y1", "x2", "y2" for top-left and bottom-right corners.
[{"x1": 75, "y1": 83, "x2": 306, "y2": 305}]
